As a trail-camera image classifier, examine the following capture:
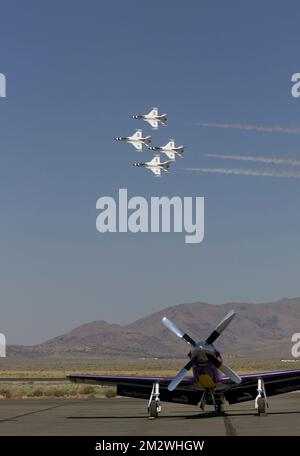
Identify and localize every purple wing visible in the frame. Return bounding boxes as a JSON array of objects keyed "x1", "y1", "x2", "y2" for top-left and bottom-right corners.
[
  {"x1": 68, "y1": 373, "x2": 194, "y2": 387},
  {"x1": 68, "y1": 374, "x2": 201, "y2": 406},
  {"x1": 223, "y1": 369, "x2": 300, "y2": 404},
  {"x1": 68, "y1": 368, "x2": 300, "y2": 406}
]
